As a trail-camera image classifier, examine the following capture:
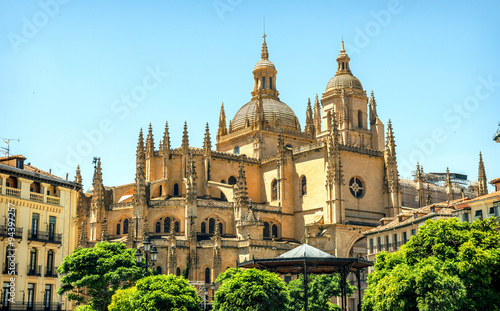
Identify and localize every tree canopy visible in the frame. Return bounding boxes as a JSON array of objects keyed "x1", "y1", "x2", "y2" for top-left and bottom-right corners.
[
  {"x1": 213, "y1": 268, "x2": 289, "y2": 311},
  {"x1": 363, "y1": 217, "x2": 500, "y2": 311},
  {"x1": 288, "y1": 274, "x2": 354, "y2": 311},
  {"x1": 57, "y1": 242, "x2": 142, "y2": 311}
]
